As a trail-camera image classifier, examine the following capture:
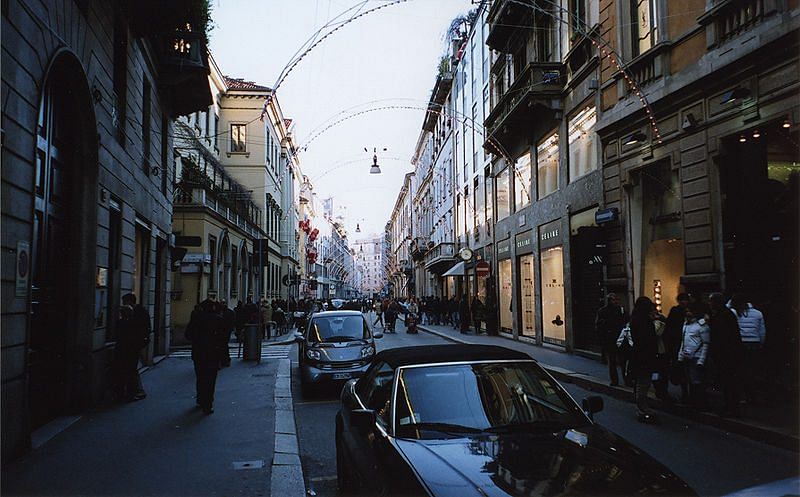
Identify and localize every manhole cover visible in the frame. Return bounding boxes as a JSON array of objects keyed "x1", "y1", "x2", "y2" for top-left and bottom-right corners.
[{"x1": 232, "y1": 460, "x2": 265, "y2": 470}]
